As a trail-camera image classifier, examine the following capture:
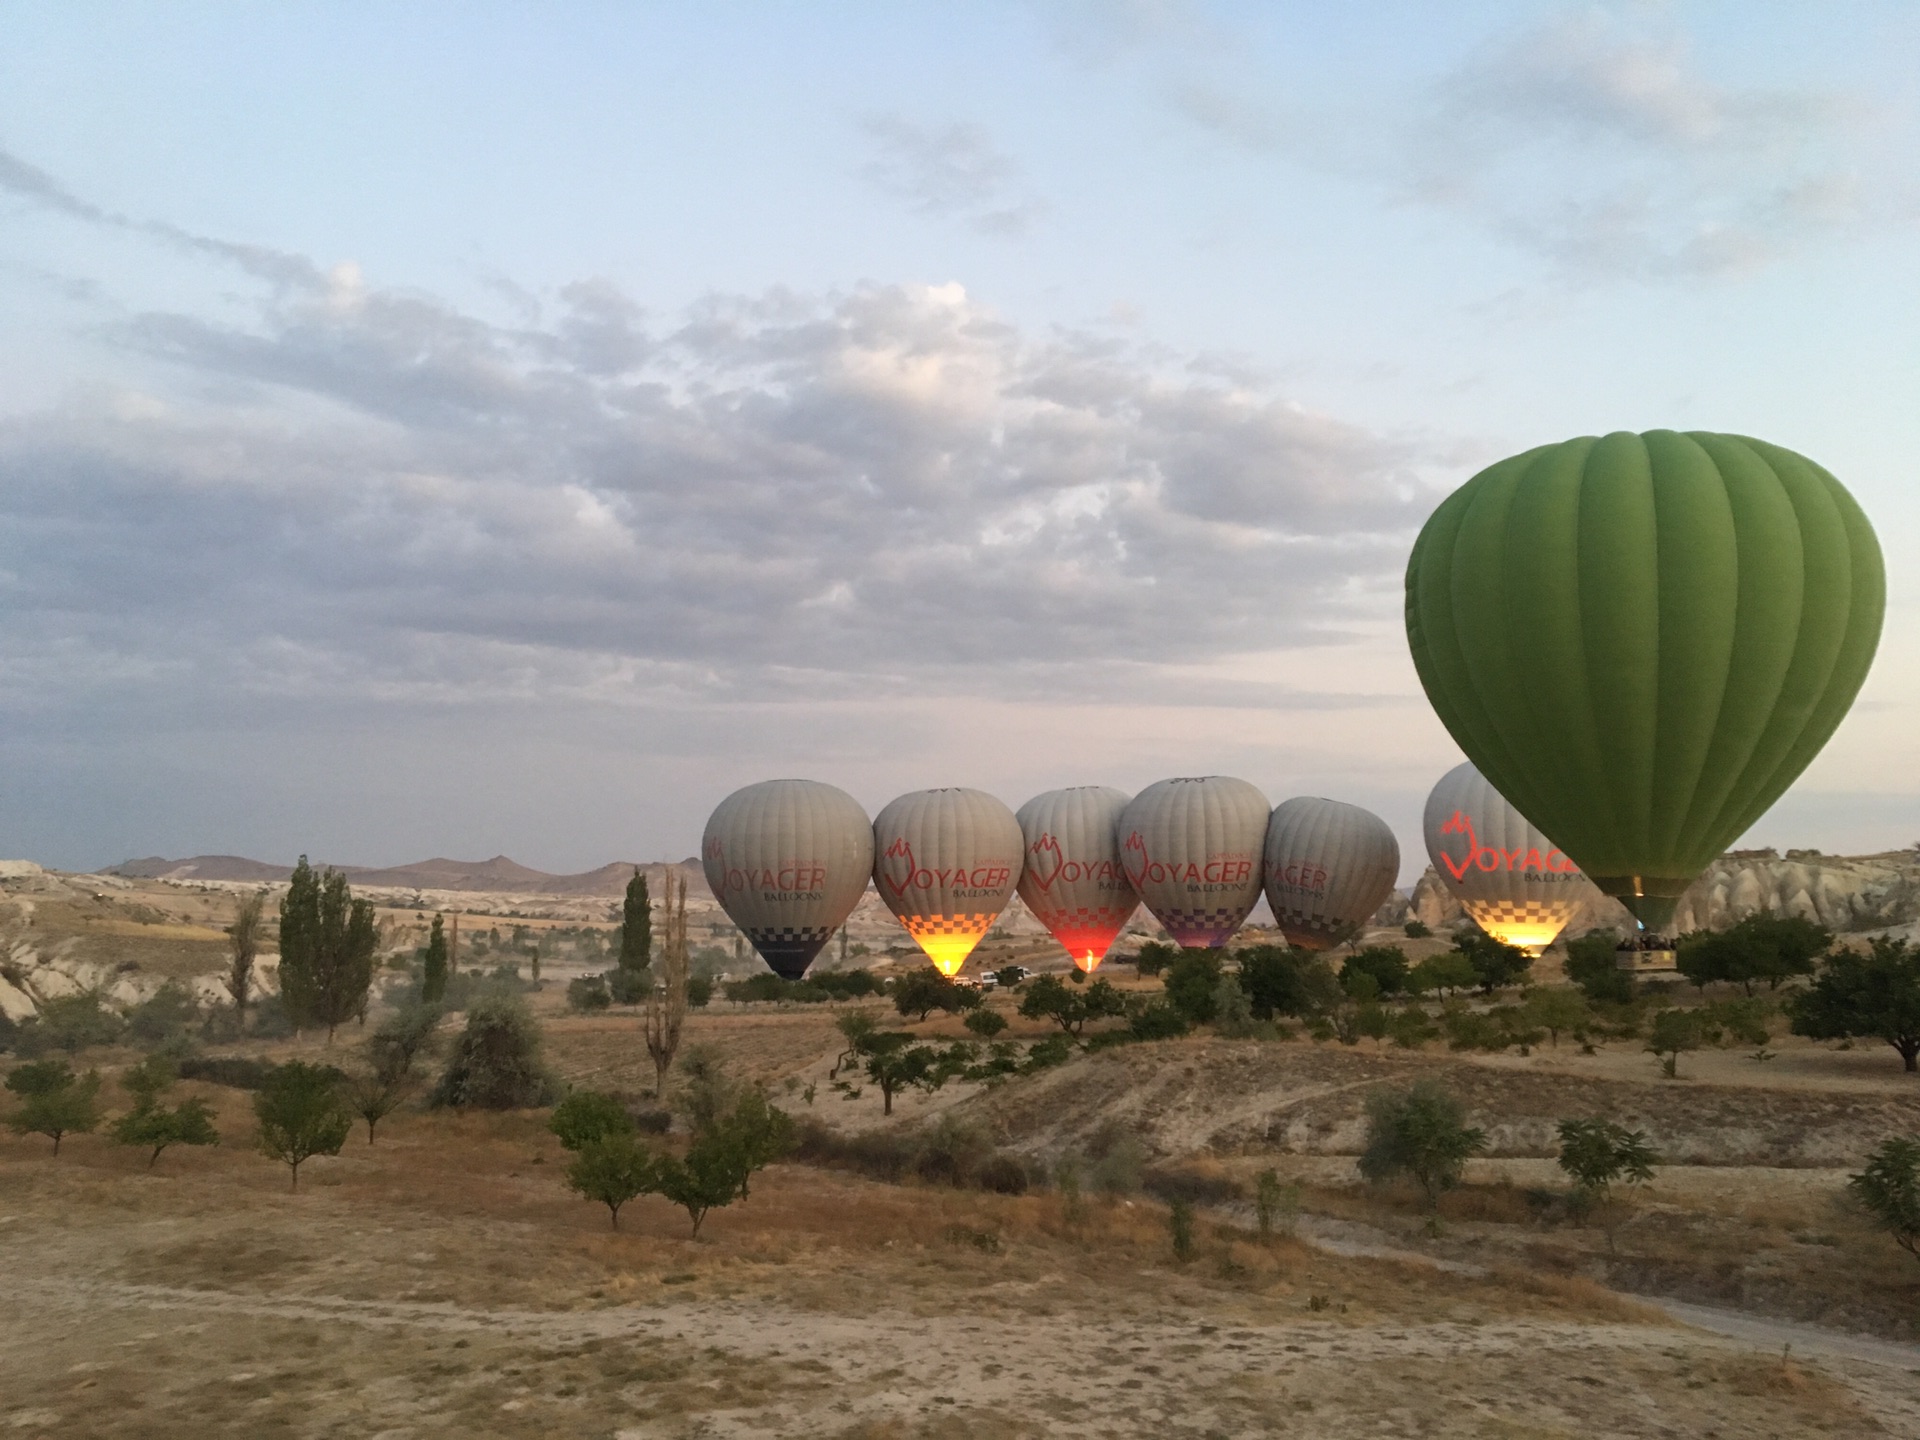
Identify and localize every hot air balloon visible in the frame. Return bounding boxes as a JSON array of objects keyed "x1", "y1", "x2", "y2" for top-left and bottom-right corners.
[
  {"x1": 1262, "y1": 797, "x2": 1400, "y2": 951},
  {"x1": 1118, "y1": 777, "x2": 1268, "y2": 948},
  {"x1": 702, "y1": 779, "x2": 875, "y2": 981},
  {"x1": 872, "y1": 788, "x2": 1023, "y2": 977},
  {"x1": 1423, "y1": 762, "x2": 1593, "y2": 954},
  {"x1": 1016, "y1": 786, "x2": 1140, "y2": 973},
  {"x1": 1407, "y1": 431, "x2": 1883, "y2": 930}
]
